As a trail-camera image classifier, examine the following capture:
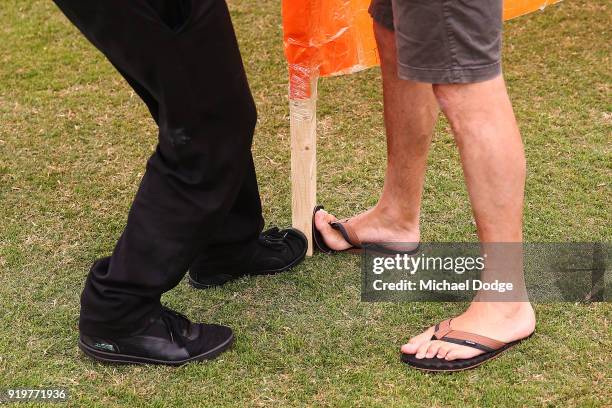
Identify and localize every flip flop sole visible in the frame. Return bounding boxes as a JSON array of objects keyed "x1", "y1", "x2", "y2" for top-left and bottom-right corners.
[
  {"x1": 400, "y1": 335, "x2": 532, "y2": 372},
  {"x1": 312, "y1": 205, "x2": 334, "y2": 254}
]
